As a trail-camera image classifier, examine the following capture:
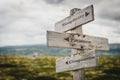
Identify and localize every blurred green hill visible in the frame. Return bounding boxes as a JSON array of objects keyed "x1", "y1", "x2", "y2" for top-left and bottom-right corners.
[
  {"x1": 0, "y1": 43, "x2": 120, "y2": 55},
  {"x1": 0, "y1": 55, "x2": 119, "y2": 80}
]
